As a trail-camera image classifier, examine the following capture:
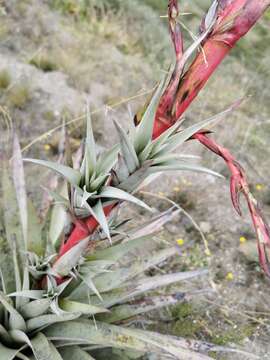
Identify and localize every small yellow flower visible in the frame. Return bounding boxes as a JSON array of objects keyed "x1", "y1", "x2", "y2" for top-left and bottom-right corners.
[
  {"x1": 239, "y1": 236, "x2": 247, "y2": 244},
  {"x1": 158, "y1": 191, "x2": 165, "y2": 196},
  {"x1": 225, "y1": 272, "x2": 234, "y2": 281},
  {"x1": 173, "y1": 186, "x2": 180, "y2": 192},
  {"x1": 255, "y1": 184, "x2": 263, "y2": 191},
  {"x1": 44, "y1": 144, "x2": 51, "y2": 151},
  {"x1": 176, "y1": 238, "x2": 185, "y2": 246}
]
